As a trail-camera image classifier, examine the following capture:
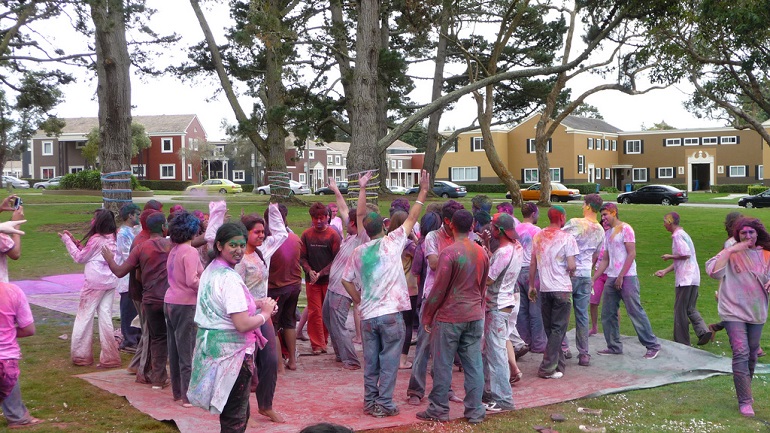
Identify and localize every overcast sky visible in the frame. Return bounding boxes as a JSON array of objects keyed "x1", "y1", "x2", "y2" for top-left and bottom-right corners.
[{"x1": 46, "y1": 1, "x2": 717, "y2": 141}]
